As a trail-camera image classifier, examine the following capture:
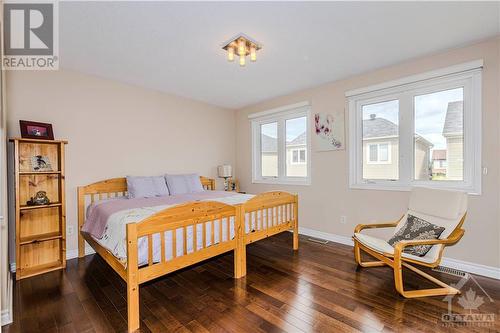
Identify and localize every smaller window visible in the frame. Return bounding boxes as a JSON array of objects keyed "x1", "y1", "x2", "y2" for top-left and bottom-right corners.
[
  {"x1": 250, "y1": 102, "x2": 311, "y2": 185},
  {"x1": 290, "y1": 148, "x2": 306, "y2": 164},
  {"x1": 366, "y1": 143, "x2": 391, "y2": 164}
]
